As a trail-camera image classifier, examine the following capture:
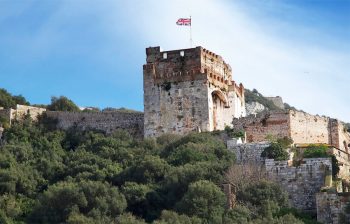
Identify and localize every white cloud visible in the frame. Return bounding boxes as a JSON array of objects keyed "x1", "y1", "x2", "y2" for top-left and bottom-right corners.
[
  {"x1": 3, "y1": 0, "x2": 348, "y2": 121},
  {"x1": 110, "y1": 0, "x2": 350, "y2": 121}
]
